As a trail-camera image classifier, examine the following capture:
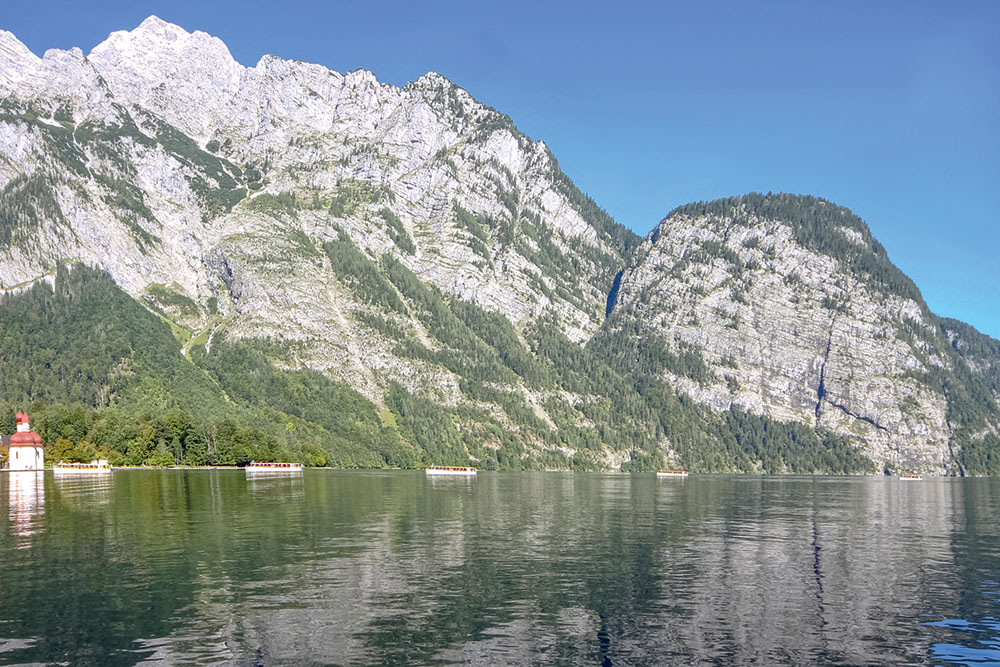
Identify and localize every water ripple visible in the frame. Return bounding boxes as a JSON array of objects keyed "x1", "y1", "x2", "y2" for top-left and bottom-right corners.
[{"x1": 1, "y1": 472, "x2": 999, "y2": 665}]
